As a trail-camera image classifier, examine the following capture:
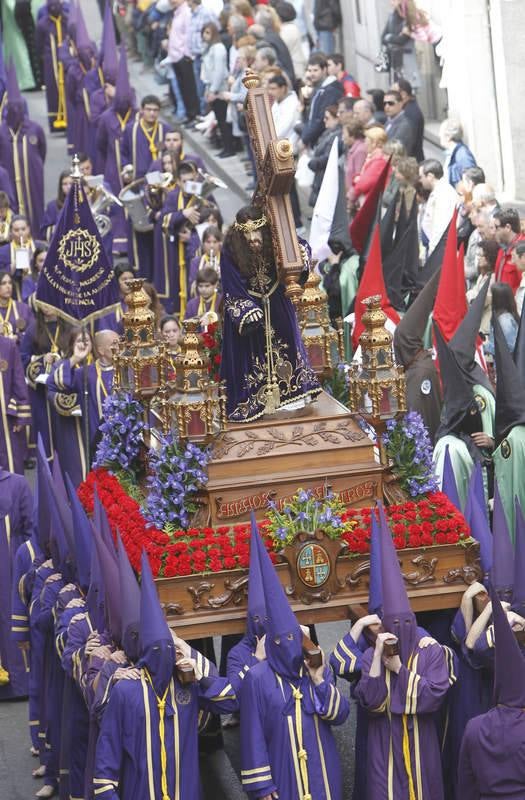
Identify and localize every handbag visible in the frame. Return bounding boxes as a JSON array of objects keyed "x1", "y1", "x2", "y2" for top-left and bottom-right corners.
[{"x1": 374, "y1": 46, "x2": 391, "y2": 73}]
